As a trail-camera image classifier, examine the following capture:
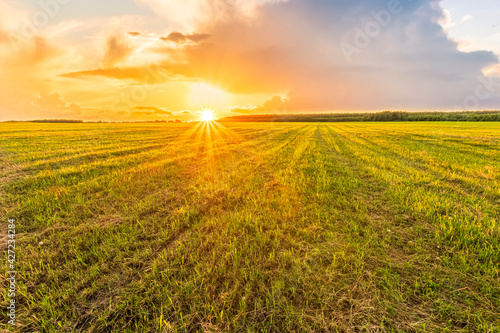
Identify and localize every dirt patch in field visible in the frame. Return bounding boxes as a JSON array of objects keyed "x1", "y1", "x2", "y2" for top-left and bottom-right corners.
[
  {"x1": 0, "y1": 226, "x2": 7, "y2": 250},
  {"x1": 93, "y1": 215, "x2": 123, "y2": 228}
]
